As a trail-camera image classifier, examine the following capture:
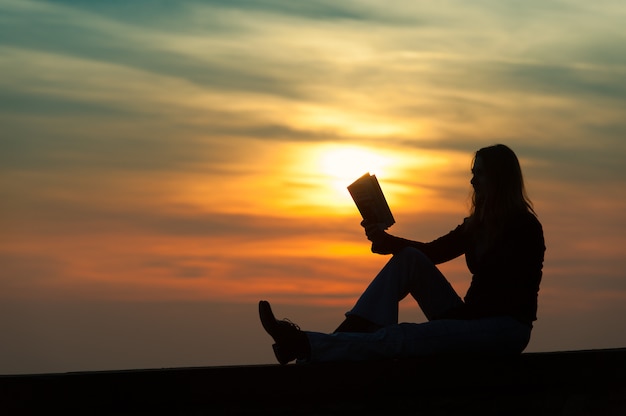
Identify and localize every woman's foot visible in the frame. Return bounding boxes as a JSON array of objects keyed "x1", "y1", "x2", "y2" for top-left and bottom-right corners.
[{"x1": 258, "y1": 300, "x2": 310, "y2": 365}]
